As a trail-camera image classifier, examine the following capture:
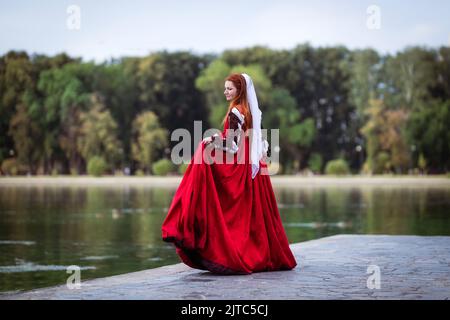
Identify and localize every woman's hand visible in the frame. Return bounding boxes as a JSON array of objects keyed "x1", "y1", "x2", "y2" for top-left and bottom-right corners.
[
  {"x1": 202, "y1": 135, "x2": 216, "y2": 145},
  {"x1": 202, "y1": 137, "x2": 212, "y2": 145}
]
